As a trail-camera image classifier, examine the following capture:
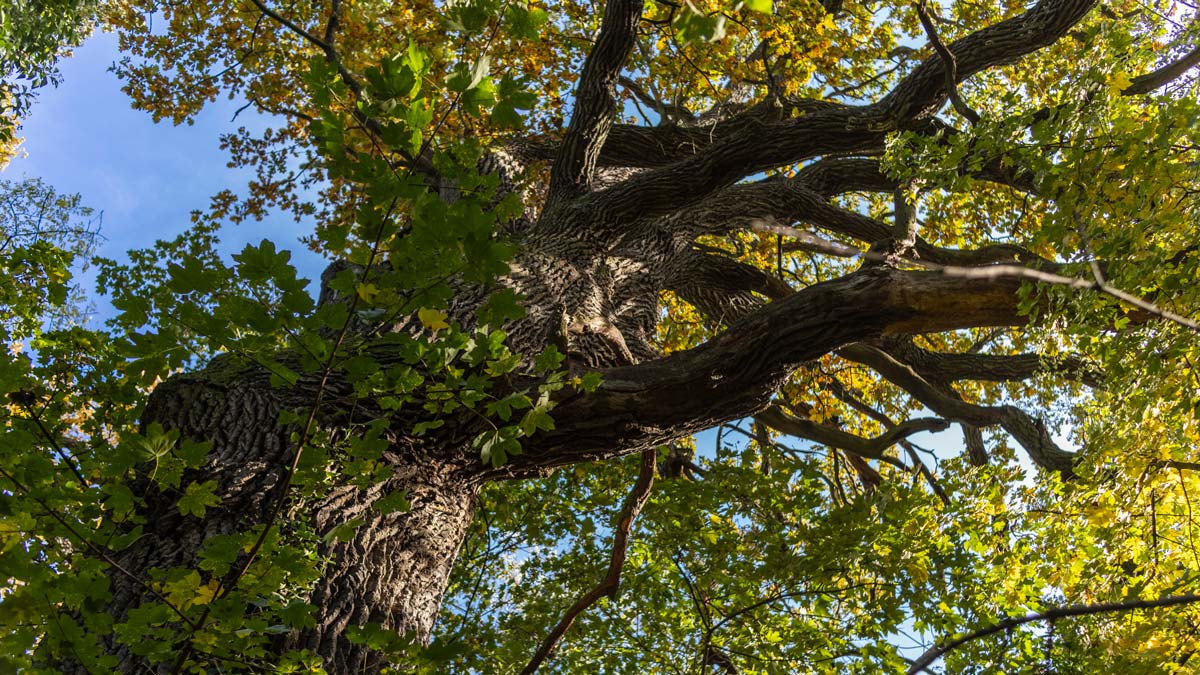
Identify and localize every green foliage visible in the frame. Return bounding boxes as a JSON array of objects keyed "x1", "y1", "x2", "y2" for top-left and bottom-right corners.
[
  {"x1": 0, "y1": 177, "x2": 100, "y2": 339},
  {"x1": 4, "y1": 0, "x2": 1200, "y2": 673}
]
